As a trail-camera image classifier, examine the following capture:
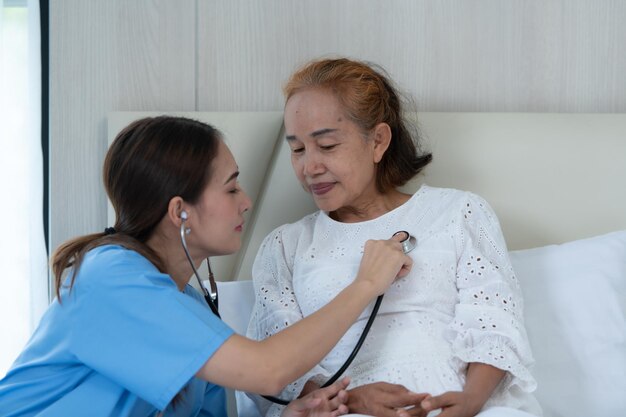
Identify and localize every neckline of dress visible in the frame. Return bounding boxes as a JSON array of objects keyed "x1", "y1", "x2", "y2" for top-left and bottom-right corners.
[{"x1": 319, "y1": 183, "x2": 430, "y2": 227}]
